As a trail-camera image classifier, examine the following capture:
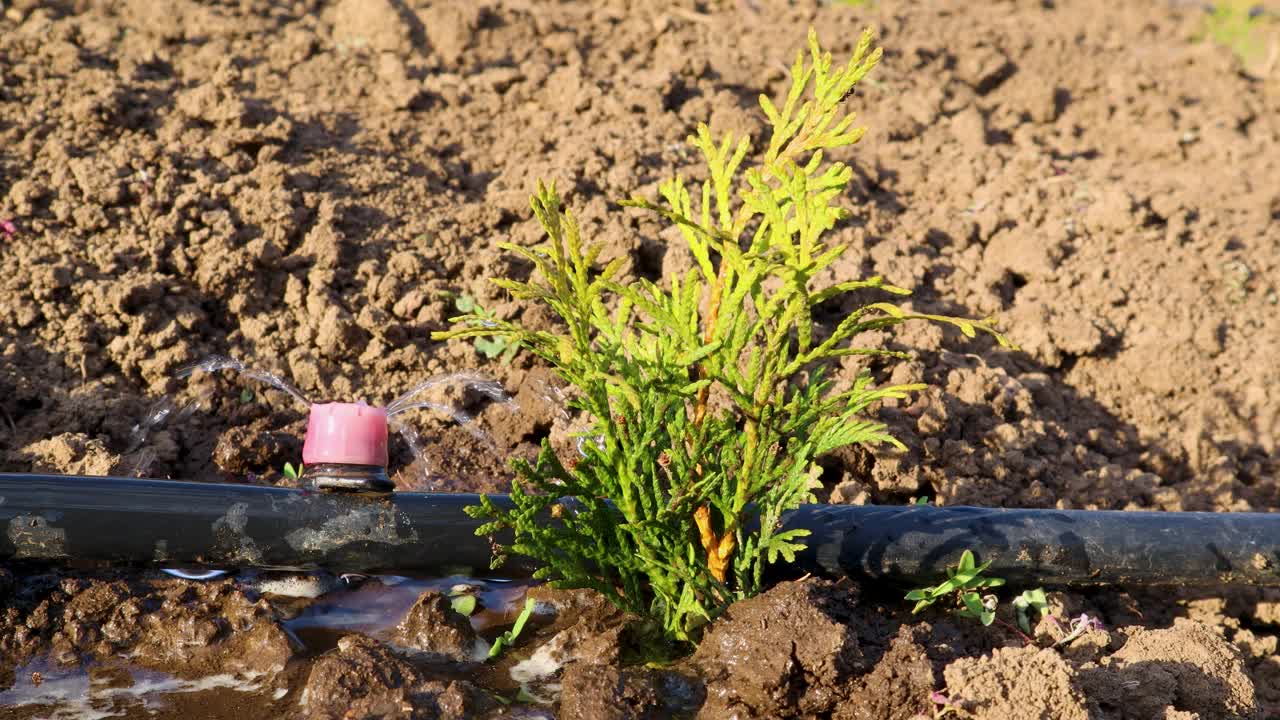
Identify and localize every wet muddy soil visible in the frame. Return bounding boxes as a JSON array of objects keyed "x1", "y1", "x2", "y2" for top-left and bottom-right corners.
[
  {"x1": 1, "y1": 571, "x2": 1273, "y2": 719},
  {"x1": 1, "y1": 0, "x2": 1278, "y2": 717}
]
